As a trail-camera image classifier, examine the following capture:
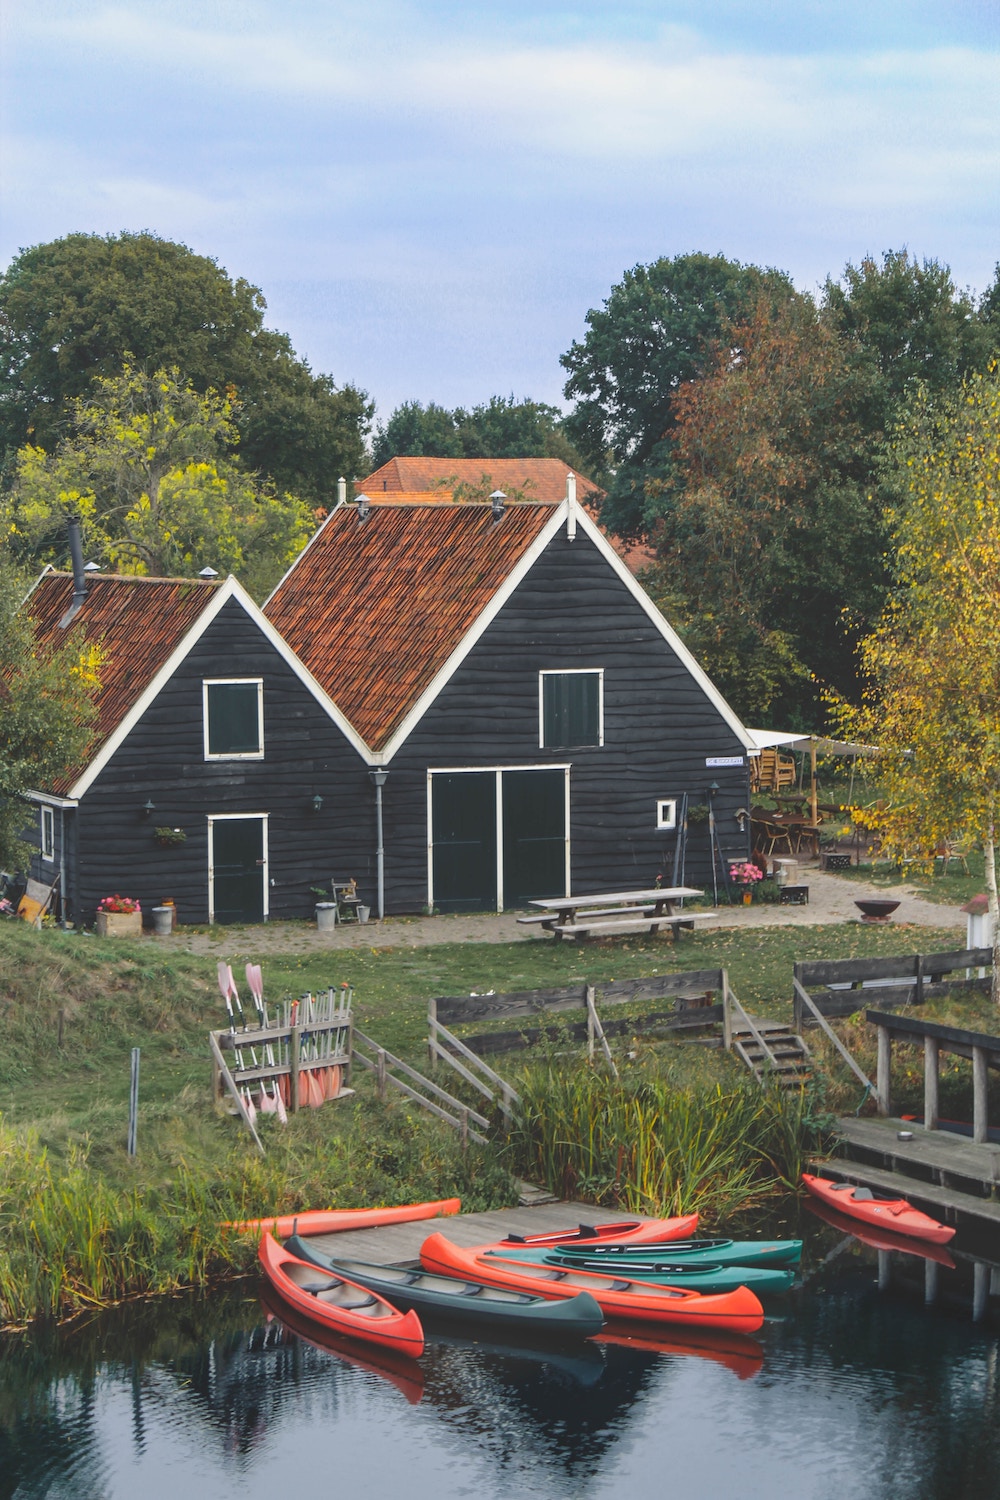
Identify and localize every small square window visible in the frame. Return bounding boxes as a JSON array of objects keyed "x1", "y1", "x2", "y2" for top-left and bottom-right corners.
[
  {"x1": 540, "y1": 671, "x2": 603, "y2": 749},
  {"x1": 204, "y1": 680, "x2": 263, "y2": 759},
  {"x1": 656, "y1": 799, "x2": 677, "y2": 831},
  {"x1": 40, "y1": 806, "x2": 55, "y2": 861}
]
